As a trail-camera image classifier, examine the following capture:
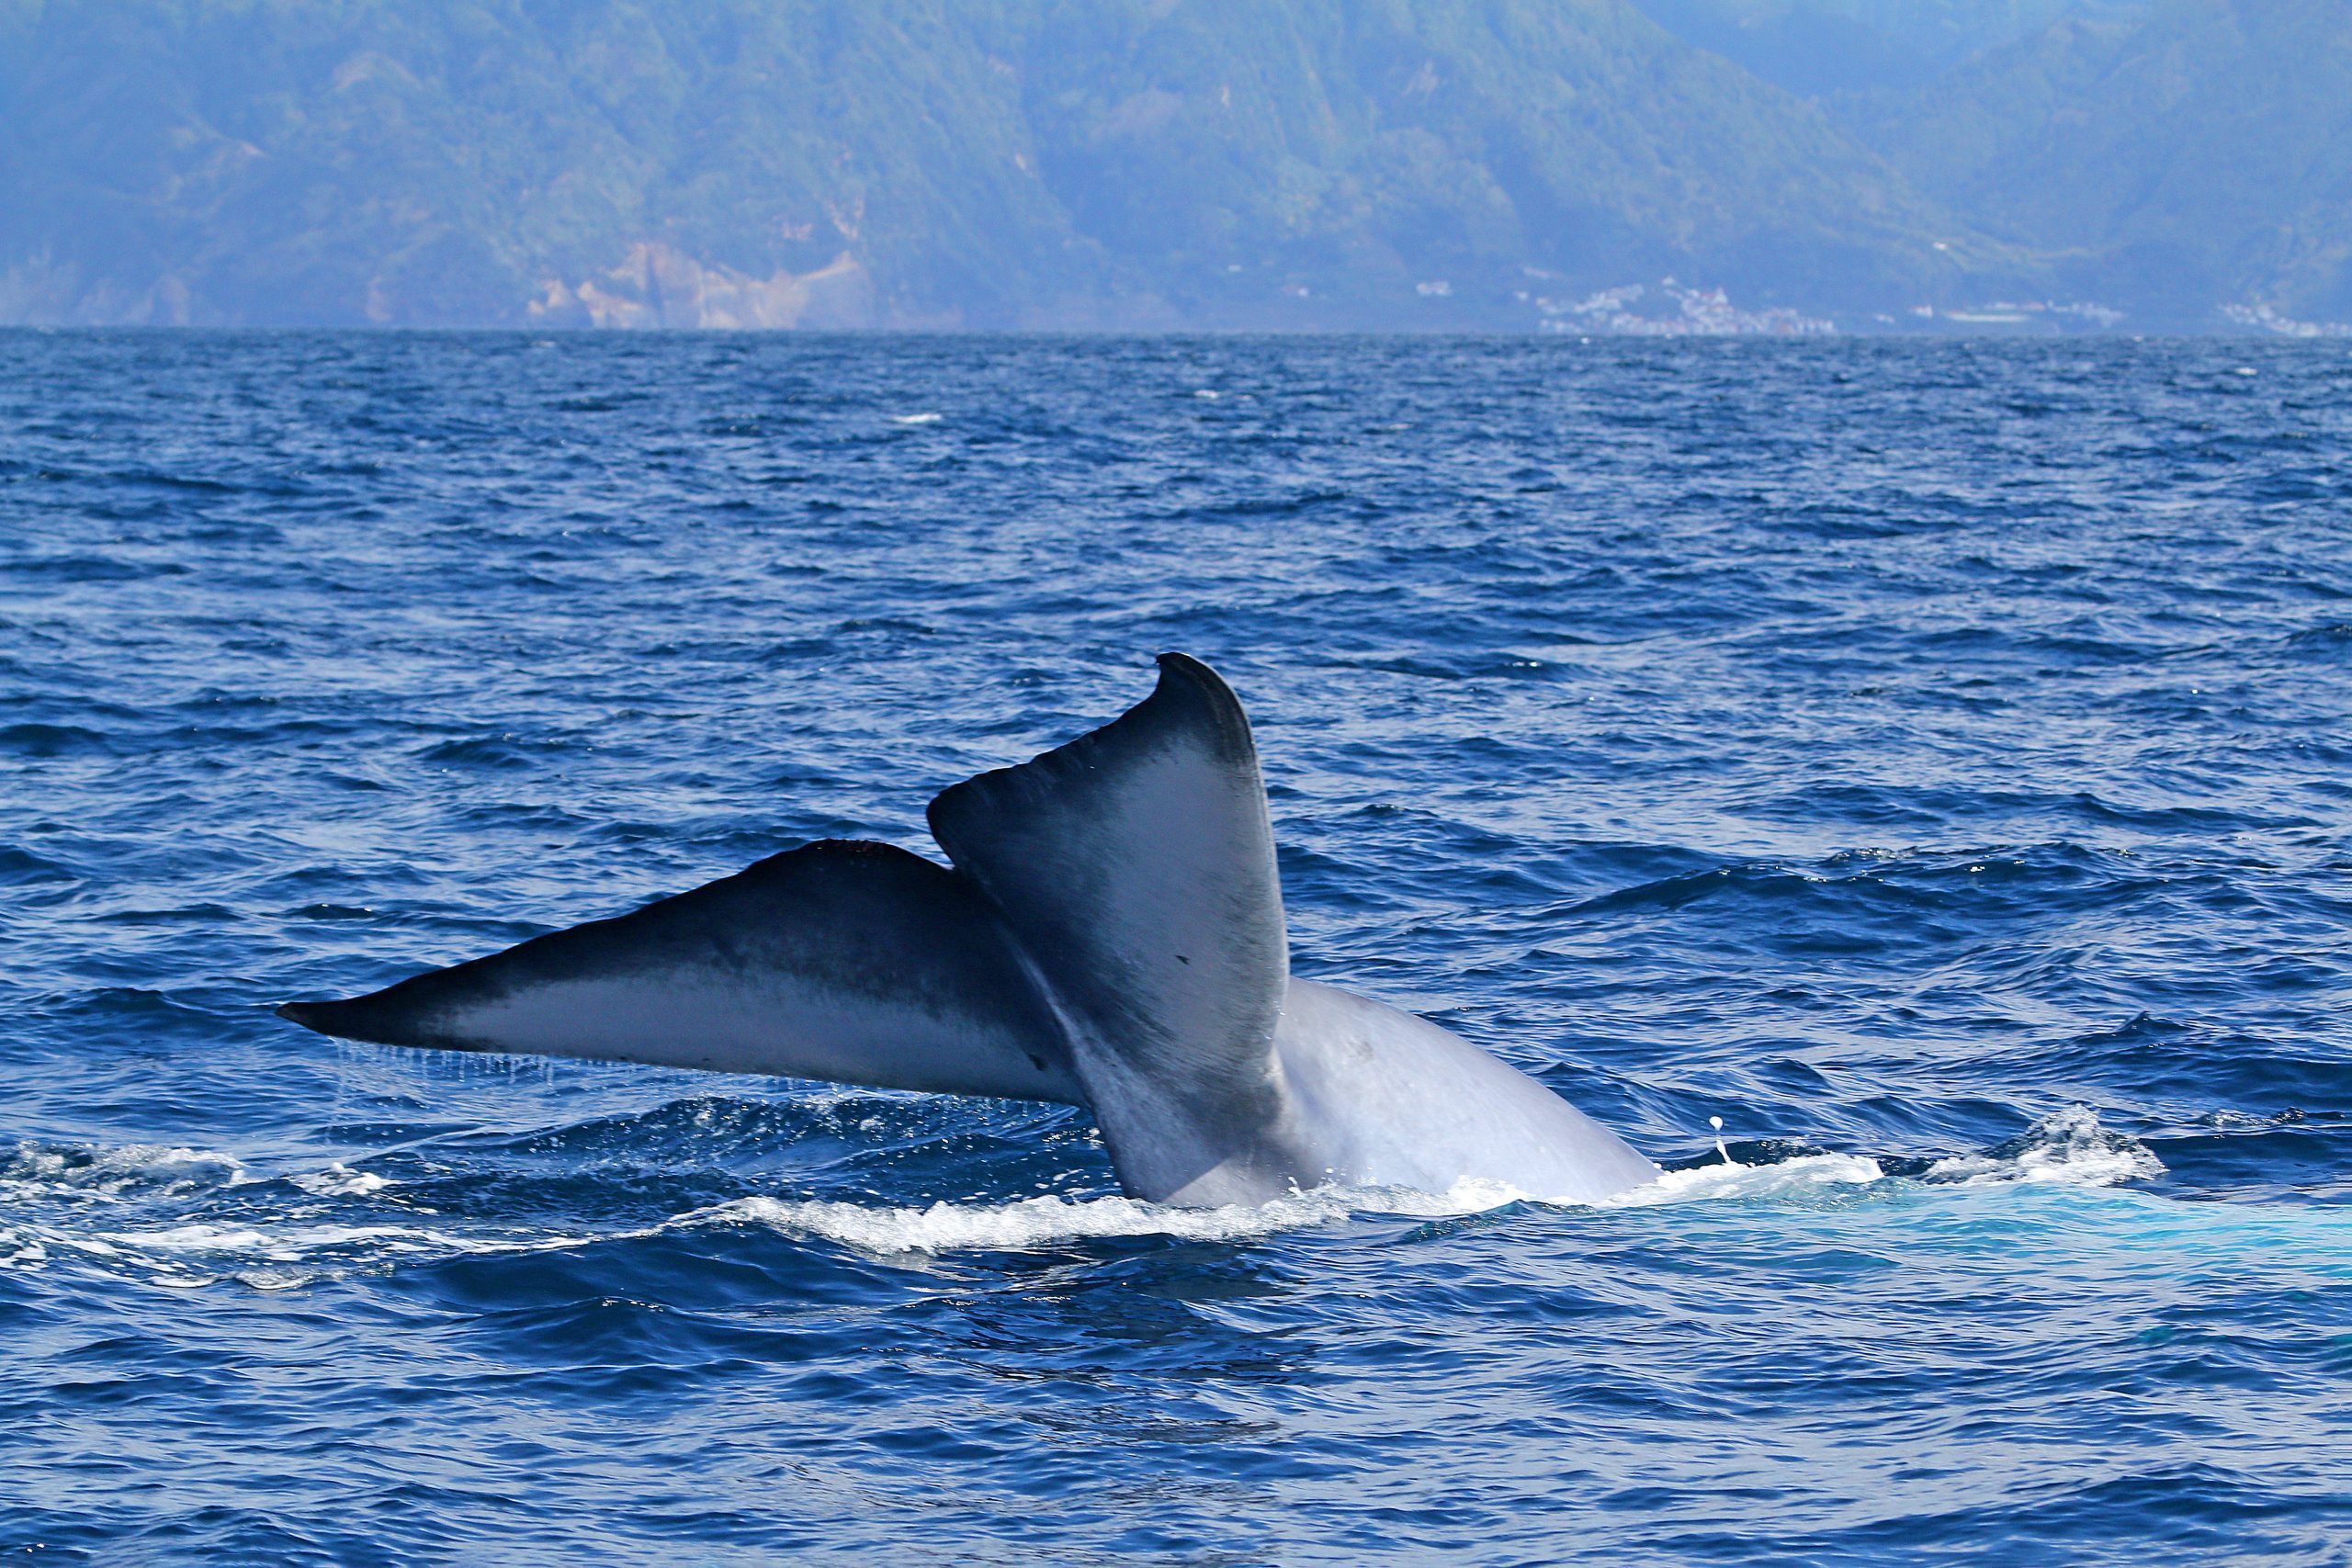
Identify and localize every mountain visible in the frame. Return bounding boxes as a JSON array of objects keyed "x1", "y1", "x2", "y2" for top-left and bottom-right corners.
[
  {"x1": 0, "y1": 2, "x2": 1069, "y2": 327},
  {"x1": 1629, "y1": 0, "x2": 2123, "y2": 95},
  {"x1": 0, "y1": 0, "x2": 2341, "y2": 332},
  {"x1": 1836, "y1": 0, "x2": 2352, "y2": 324},
  {"x1": 0, "y1": 0, "x2": 1981, "y2": 330},
  {"x1": 1013, "y1": 0, "x2": 2001, "y2": 325}
]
